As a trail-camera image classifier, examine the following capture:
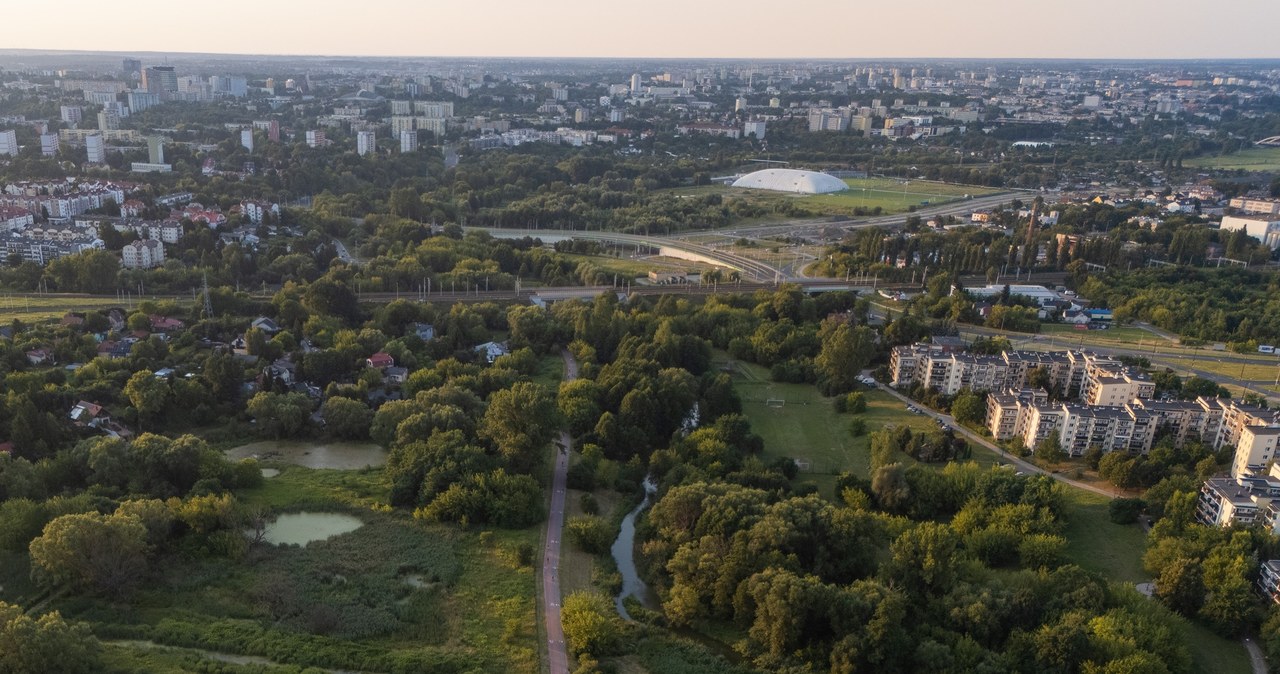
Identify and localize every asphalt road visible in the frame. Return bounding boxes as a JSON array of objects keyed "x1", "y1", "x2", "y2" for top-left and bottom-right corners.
[{"x1": 541, "y1": 350, "x2": 578, "y2": 674}]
